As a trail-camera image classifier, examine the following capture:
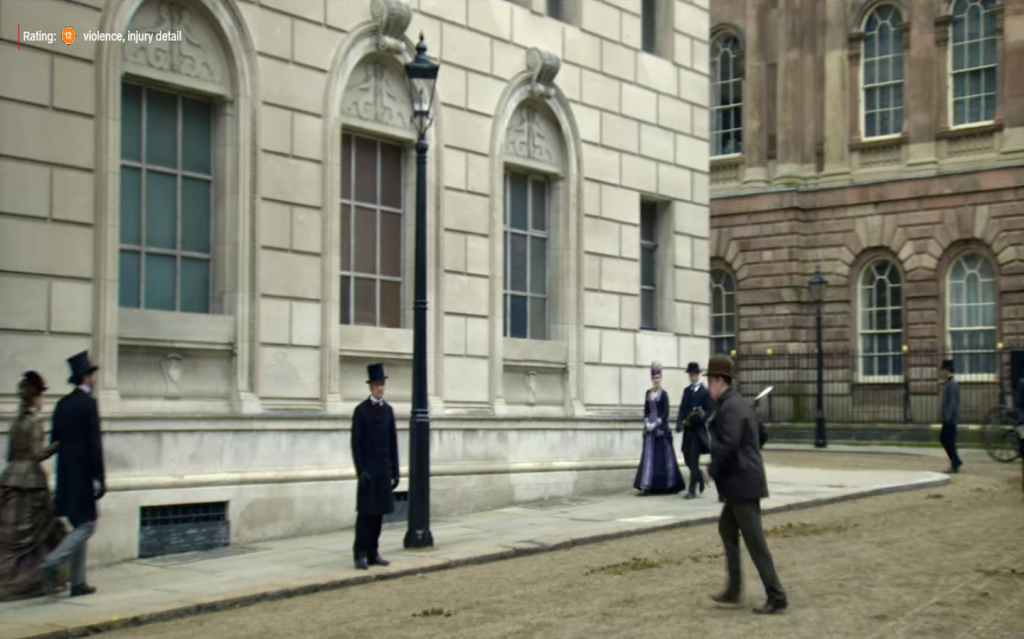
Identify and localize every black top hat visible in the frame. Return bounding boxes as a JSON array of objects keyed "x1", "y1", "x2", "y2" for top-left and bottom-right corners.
[
  {"x1": 703, "y1": 355, "x2": 737, "y2": 381},
  {"x1": 686, "y1": 362, "x2": 702, "y2": 375},
  {"x1": 366, "y1": 363, "x2": 388, "y2": 384},
  {"x1": 941, "y1": 359, "x2": 955, "y2": 373},
  {"x1": 67, "y1": 351, "x2": 99, "y2": 384}
]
